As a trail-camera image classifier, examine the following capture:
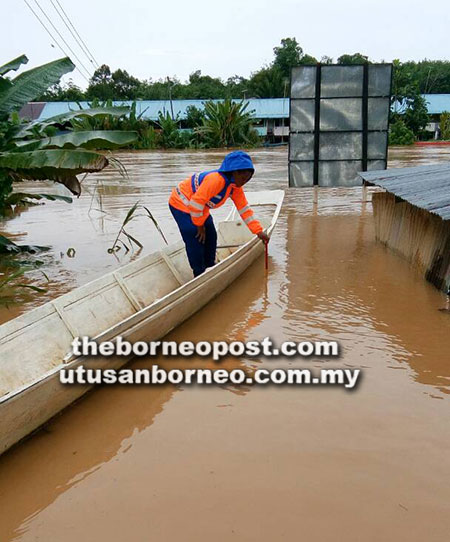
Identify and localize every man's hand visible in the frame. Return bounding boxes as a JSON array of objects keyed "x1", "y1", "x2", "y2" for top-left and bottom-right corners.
[
  {"x1": 196, "y1": 225, "x2": 206, "y2": 244},
  {"x1": 257, "y1": 231, "x2": 270, "y2": 244}
]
